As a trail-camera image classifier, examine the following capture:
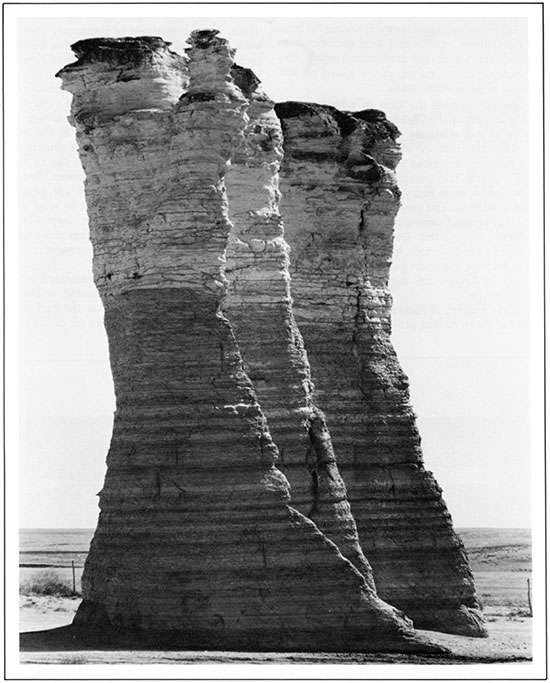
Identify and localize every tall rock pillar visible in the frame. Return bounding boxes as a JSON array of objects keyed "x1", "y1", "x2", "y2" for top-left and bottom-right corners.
[
  {"x1": 224, "y1": 66, "x2": 374, "y2": 585},
  {"x1": 275, "y1": 102, "x2": 486, "y2": 637},
  {"x1": 57, "y1": 31, "x2": 443, "y2": 653}
]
